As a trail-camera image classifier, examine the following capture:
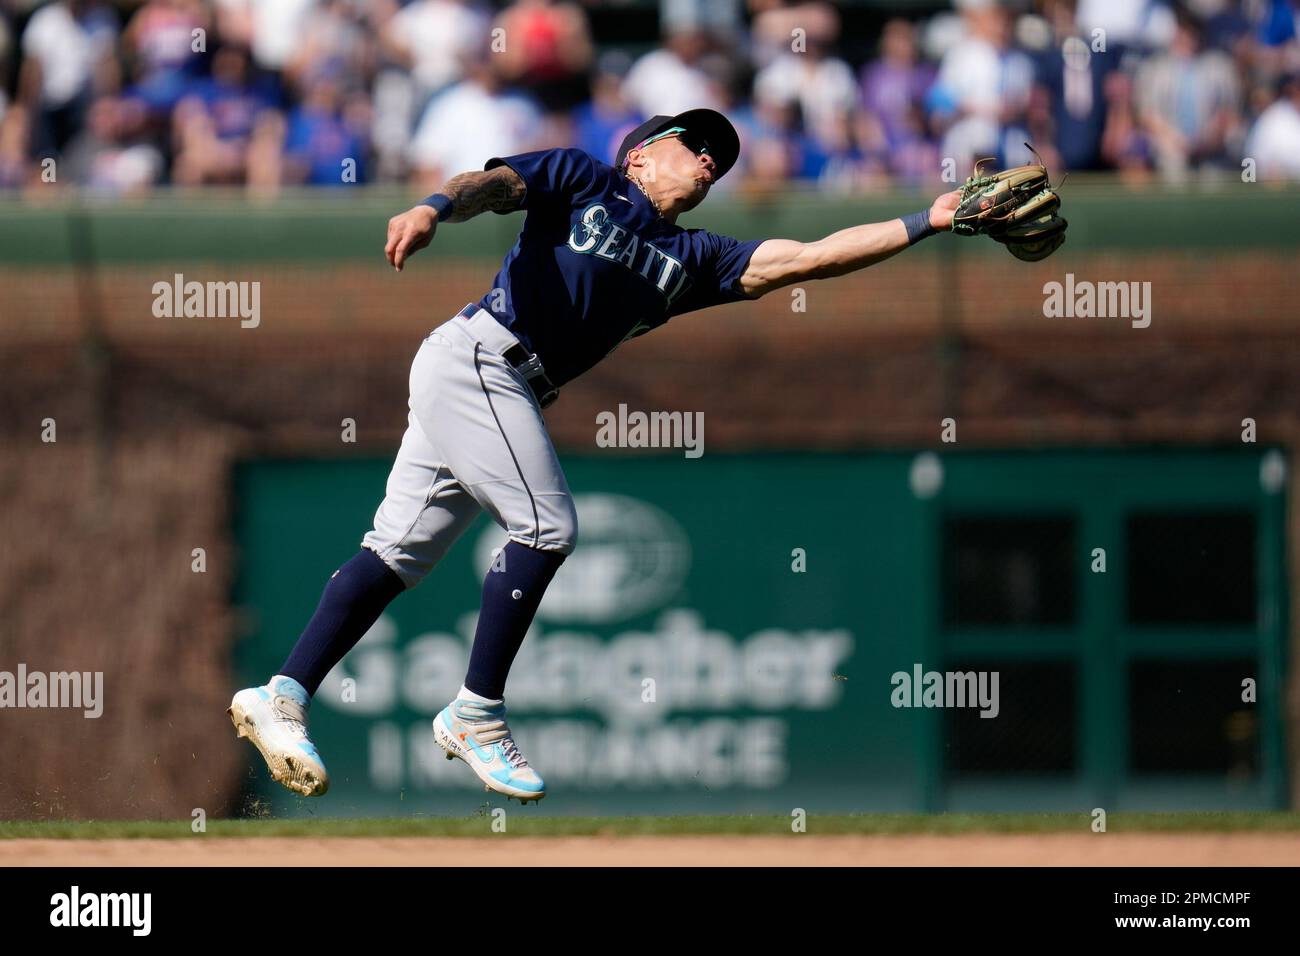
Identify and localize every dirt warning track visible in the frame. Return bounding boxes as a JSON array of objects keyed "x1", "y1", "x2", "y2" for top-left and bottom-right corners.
[{"x1": 4, "y1": 833, "x2": 1298, "y2": 866}]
